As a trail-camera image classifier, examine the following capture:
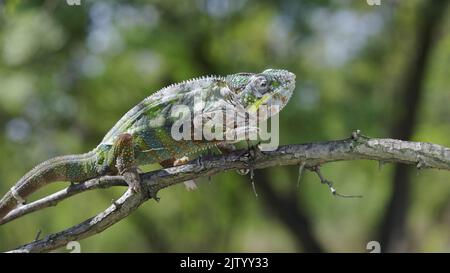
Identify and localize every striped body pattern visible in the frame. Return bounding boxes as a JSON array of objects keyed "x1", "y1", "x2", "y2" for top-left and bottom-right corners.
[{"x1": 99, "y1": 76, "x2": 225, "y2": 167}]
